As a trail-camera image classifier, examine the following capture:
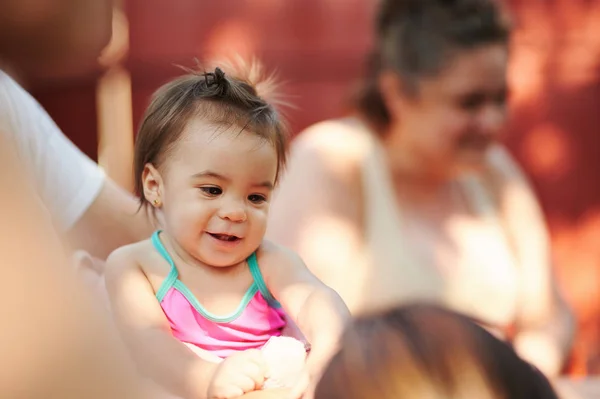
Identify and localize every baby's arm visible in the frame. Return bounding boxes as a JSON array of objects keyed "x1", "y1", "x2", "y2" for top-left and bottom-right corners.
[
  {"x1": 259, "y1": 242, "x2": 351, "y2": 383},
  {"x1": 105, "y1": 246, "x2": 220, "y2": 399}
]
